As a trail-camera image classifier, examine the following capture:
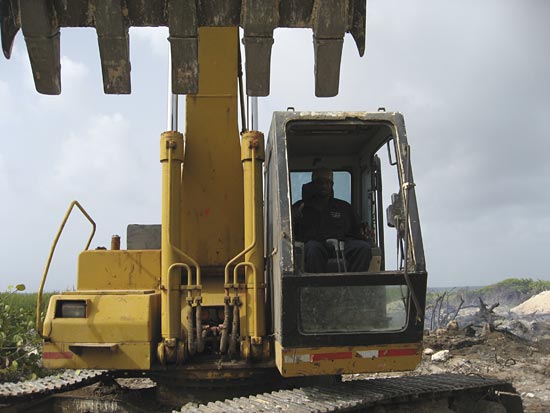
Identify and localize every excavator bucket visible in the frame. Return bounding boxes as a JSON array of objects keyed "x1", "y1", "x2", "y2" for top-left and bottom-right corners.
[{"x1": 0, "y1": 0, "x2": 366, "y2": 97}]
